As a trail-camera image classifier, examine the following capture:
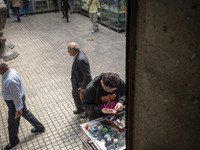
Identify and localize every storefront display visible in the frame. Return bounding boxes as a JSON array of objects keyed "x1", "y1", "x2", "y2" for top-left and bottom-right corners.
[
  {"x1": 75, "y1": 0, "x2": 127, "y2": 32},
  {"x1": 80, "y1": 111, "x2": 126, "y2": 150},
  {"x1": 33, "y1": 0, "x2": 48, "y2": 12}
]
